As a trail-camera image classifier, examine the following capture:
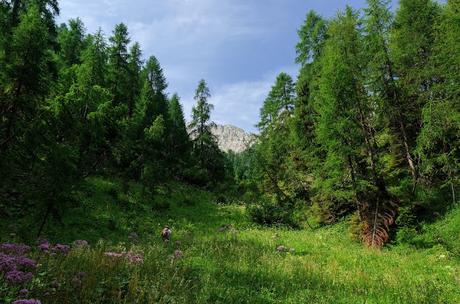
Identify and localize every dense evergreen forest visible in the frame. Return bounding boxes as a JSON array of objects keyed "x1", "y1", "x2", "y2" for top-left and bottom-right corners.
[
  {"x1": 0, "y1": 0, "x2": 459, "y2": 303},
  {"x1": 0, "y1": 0, "x2": 228, "y2": 234},
  {"x1": 234, "y1": 0, "x2": 459, "y2": 246}
]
